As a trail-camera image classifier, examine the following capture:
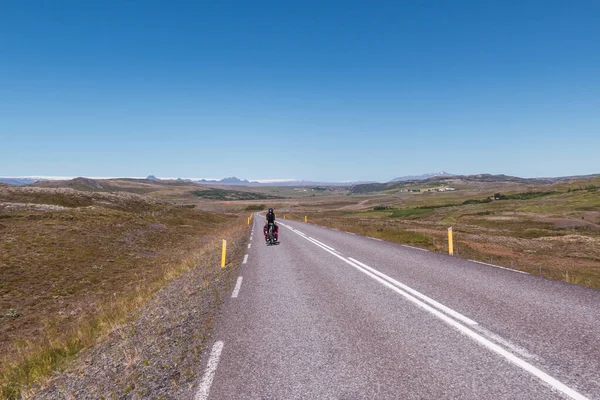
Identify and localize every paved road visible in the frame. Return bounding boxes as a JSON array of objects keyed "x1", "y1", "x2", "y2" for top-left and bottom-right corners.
[{"x1": 194, "y1": 216, "x2": 600, "y2": 399}]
